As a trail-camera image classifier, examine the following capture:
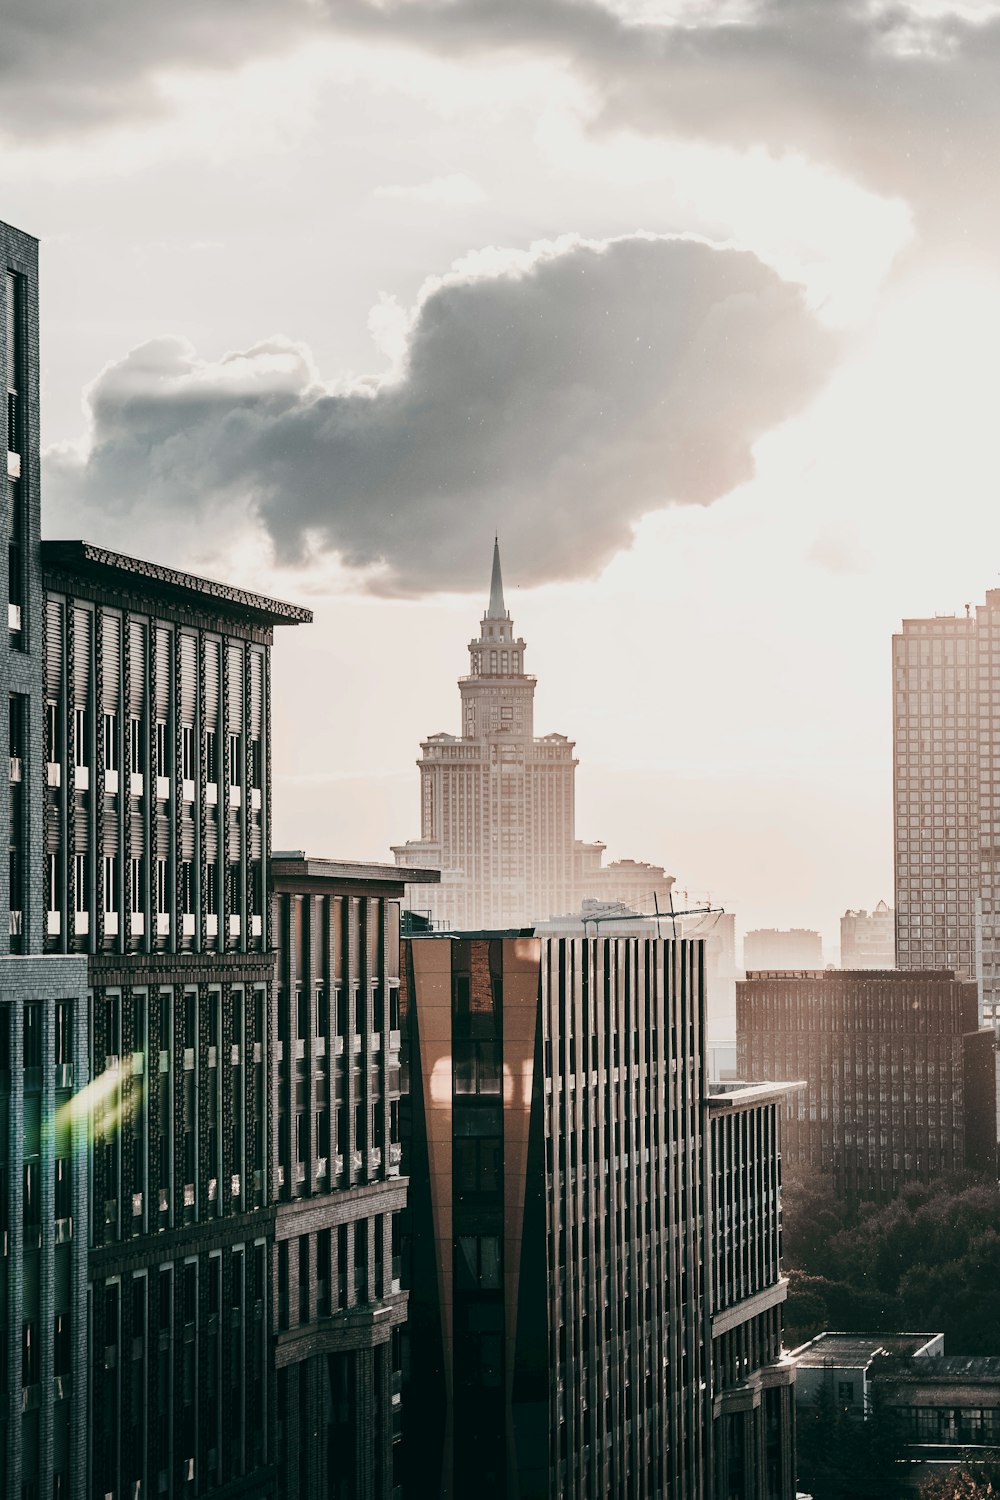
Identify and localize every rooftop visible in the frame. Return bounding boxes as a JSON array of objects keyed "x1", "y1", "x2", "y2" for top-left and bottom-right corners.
[
  {"x1": 876, "y1": 1356, "x2": 1000, "y2": 1382},
  {"x1": 793, "y1": 1332, "x2": 942, "y2": 1367},
  {"x1": 41, "y1": 541, "x2": 313, "y2": 627},
  {"x1": 272, "y1": 853, "x2": 440, "y2": 886}
]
